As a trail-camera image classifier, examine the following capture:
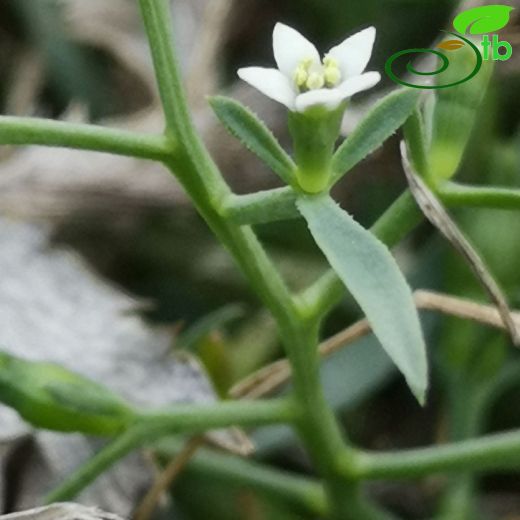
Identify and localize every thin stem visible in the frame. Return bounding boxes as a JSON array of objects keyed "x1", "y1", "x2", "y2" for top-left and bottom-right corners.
[
  {"x1": 355, "y1": 428, "x2": 520, "y2": 480},
  {"x1": 138, "y1": 0, "x2": 228, "y2": 198},
  {"x1": 137, "y1": 0, "x2": 189, "y2": 135},
  {"x1": 155, "y1": 437, "x2": 328, "y2": 517},
  {"x1": 281, "y1": 321, "x2": 390, "y2": 519},
  {"x1": 45, "y1": 399, "x2": 295, "y2": 502},
  {"x1": 140, "y1": 398, "x2": 298, "y2": 434},
  {"x1": 138, "y1": 1, "x2": 384, "y2": 517},
  {"x1": 139, "y1": 0, "x2": 296, "y2": 324},
  {"x1": 439, "y1": 181, "x2": 520, "y2": 210},
  {"x1": 219, "y1": 187, "x2": 299, "y2": 225},
  {"x1": 0, "y1": 116, "x2": 172, "y2": 161},
  {"x1": 45, "y1": 426, "x2": 148, "y2": 502},
  {"x1": 484, "y1": 361, "x2": 520, "y2": 414}
]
